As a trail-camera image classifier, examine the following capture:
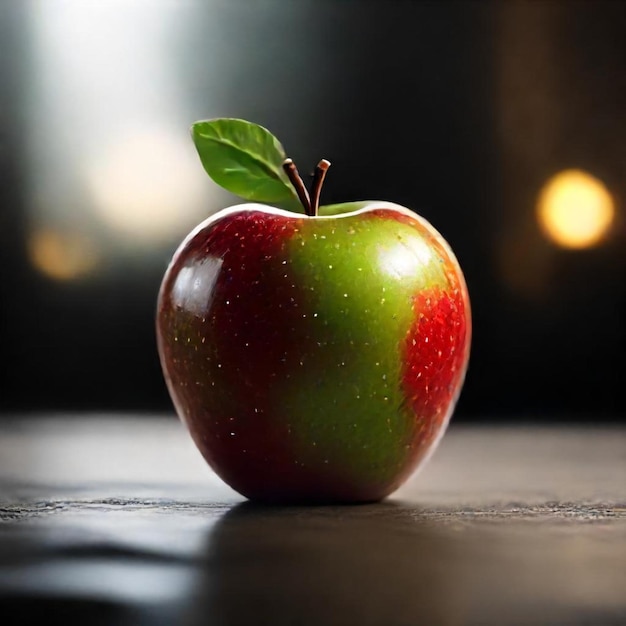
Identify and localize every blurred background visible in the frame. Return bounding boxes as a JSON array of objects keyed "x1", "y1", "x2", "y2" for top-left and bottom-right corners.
[{"x1": 0, "y1": 0, "x2": 624, "y2": 423}]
